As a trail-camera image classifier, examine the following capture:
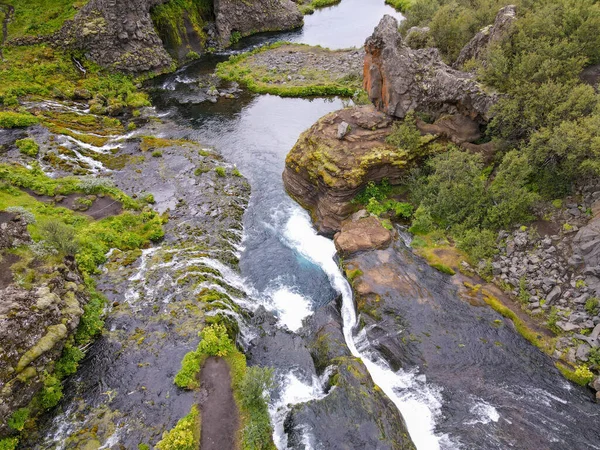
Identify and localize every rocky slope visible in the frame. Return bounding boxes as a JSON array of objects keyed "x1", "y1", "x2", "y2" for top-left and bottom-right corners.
[{"x1": 0, "y1": 215, "x2": 89, "y2": 437}]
